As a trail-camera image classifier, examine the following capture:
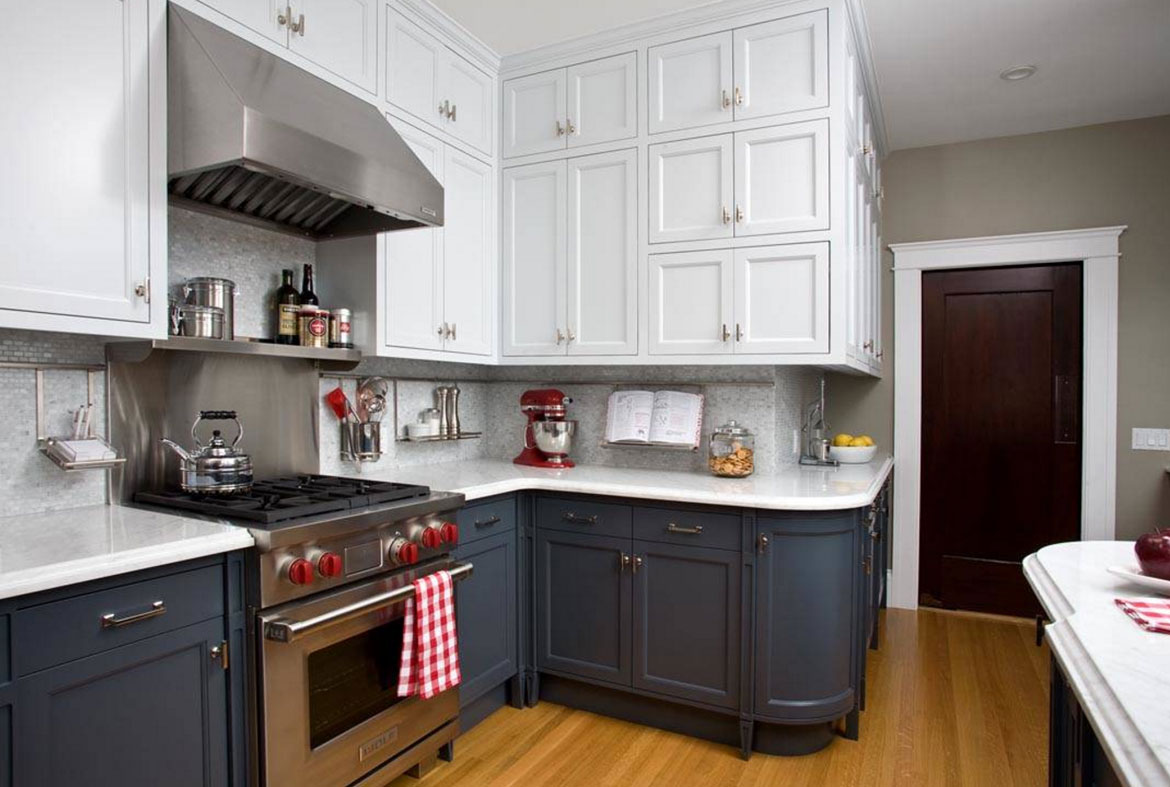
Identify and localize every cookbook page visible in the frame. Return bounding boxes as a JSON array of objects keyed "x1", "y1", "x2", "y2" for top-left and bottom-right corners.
[
  {"x1": 605, "y1": 391, "x2": 655, "y2": 443},
  {"x1": 647, "y1": 391, "x2": 704, "y2": 447}
]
